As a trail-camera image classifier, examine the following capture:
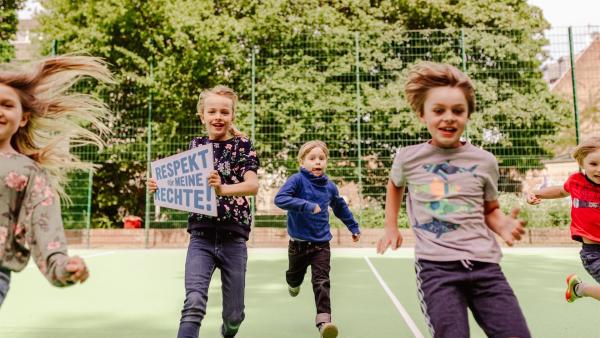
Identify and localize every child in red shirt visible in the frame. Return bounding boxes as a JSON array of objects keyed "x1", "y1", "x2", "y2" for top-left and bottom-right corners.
[{"x1": 526, "y1": 136, "x2": 600, "y2": 302}]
